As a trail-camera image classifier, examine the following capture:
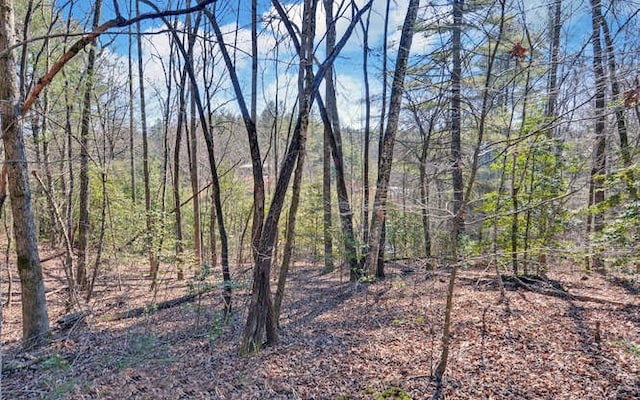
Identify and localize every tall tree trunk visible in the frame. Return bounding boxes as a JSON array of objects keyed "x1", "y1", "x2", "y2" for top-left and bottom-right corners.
[
  {"x1": 599, "y1": 7, "x2": 635, "y2": 199},
  {"x1": 375, "y1": 0, "x2": 392, "y2": 278},
  {"x1": 407, "y1": 94, "x2": 434, "y2": 258},
  {"x1": 435, "y1": 0, "x2": 506, "y2": 386},
  {"x1": 510, "y1": 150, "x2": 519, "y2": 275},
  {"x1": 242, "y1": 0, "x2": 318, "y2": 352},
  {"x1": 450, "y1": 0, "x2": 465, "y2": 251},
  {"x1": 128, "y1": 0, "x2": 136, "y2": 204},
  {"x1": 545, "y1": 0, "x2": 561, "y2": 131},
  {"x1": 40, "y1": 37, "x2": 58, "y2": 246},
  {"x1": 173, "y1": 65, "x2": 188, "y2": 281},
  {"x1": 323, "y1": 0, "x2": 359, "y2": 279},
  {"x1": 185, "y1": 5, "x2": 203, "y2": 268},
  {"x1": 589, "y1": 0, "x2": 606, "y2": 271},
  {"x1": 0, "y1": 0, "x2": 50, "y2": 347},
  {"x1": 539, "y1": 0, "x2": 563, "y2": 268},
  {"x1": 77, "y1": 0, "x2": 103, "y2": 292},
  {"x1": 210, "y1": 0, "x2": 371, "y2": 354},
  {"x1": 600, "y1": 10, "x2": 628, "y2": 167},
  {"x1": 322, "y1": 0, "x2": 335, "y2": 274},
  {"x1": 364, "y1": 0, "x2": 419, "y2": 277},
  {"x1": 136, "y1": 0, "x2": 159, "y2": 286},
  {"x1": 275, "y1": 0, "x2": 319, "y2": 320},
  {"x1": 249, "y1": 0, "x2": 266, "y2": 262},
  {"x1": 63, "y1": 71, "x2": 74, "y2": 287},
  {"x1": 360, "y1": 10, "x2": 372, "y2": 258}
]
